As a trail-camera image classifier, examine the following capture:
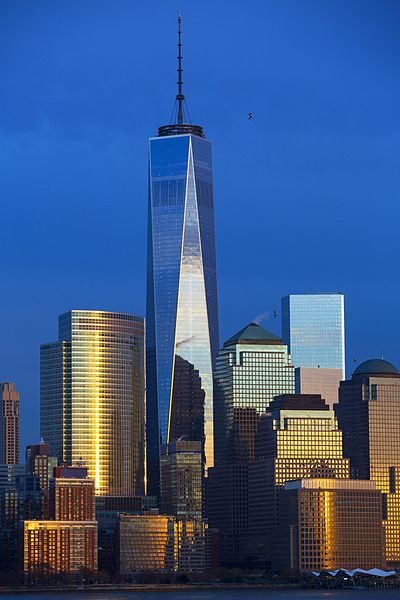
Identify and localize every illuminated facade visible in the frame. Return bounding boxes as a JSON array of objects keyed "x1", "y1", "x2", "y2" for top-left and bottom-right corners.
[
  {"x1": 336, "y1": 359, "x2": 400, "y2": 567},
  {"x1": 0, "y1": 382, "x2": 20, "y2": 465},
  {"x1": 50, "y1": 466, "x2": 95, "y2": 521},
  {"x1": 40, "y1": 310, "x2": 145, "y2": 496},
  {"x1": 23, "y1": 520, "x2": 97, "y2": 575},
  {"x1": 161, "y1": 440, "x2": 203, "y2": 520},
  {"x1": 213, "y1": 323, "x2": 295, "y2": 465},
  {"x1": 146, "y1": 130, "x2": 219, "y2": 495},
  {"x1": 247, "y1": 394, "x2": 350, "y2": 565},
  {"x1": 276, "y1": 479, "x2": 385, "y2": 572},
  {"x1": 282, "y1": 294, "x2": 345, "y2": 383},
  {"x1": 119, "y1": 514, "x2": 206, "y2": 574}
]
